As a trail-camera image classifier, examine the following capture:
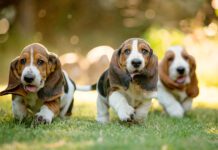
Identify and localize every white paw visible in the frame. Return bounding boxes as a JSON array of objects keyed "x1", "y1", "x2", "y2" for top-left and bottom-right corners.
[
  {"x1": 134, "y1": 102, "x2": 151, "y2": 121},
  {"x1": 96, "y1": 115, "x2": 109, "y2": 123},
  {"x1": 134, "y1": 110, "x2": 148, "y2": 122},
  {"x1": 117, "y1": 105, "x2": 135, "y2": 121},
  {"x1": 35, "y1": 113, "x2": 52, "y2": 124},
  {"x1": 35, "y1": 106, "x2": 54, "y2": 124},
  {"x1": 167, "y1": 104, "x2": 184, "y2": 118},
  {"x1": 12, "y1": 103, "x2": 27, "y2": 121}
]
